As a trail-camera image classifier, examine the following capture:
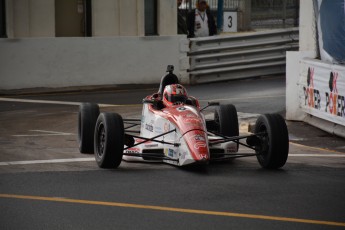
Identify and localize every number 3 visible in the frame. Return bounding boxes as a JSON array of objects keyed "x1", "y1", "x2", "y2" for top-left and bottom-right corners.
[{"x1": 228, "y1": 16, "x2": 232, "y2": 28}]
